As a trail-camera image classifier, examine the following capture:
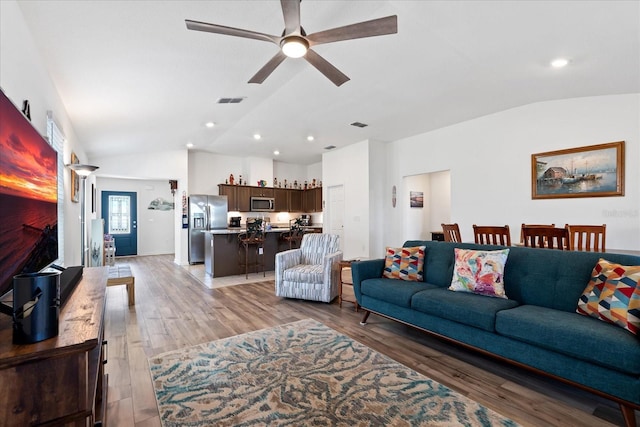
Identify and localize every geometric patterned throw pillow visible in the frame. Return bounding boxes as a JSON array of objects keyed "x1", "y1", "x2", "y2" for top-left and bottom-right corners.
[
  {"x1": 576, "y1": 258, "x2": 640, "y2": 336},
  {"x1": 448, "y1": 248, "x2": 510, "y2": 299},
  {"x1": 382, "y1": 246, "x2": 425, "y2": 281}
]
